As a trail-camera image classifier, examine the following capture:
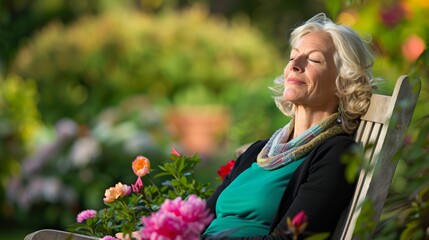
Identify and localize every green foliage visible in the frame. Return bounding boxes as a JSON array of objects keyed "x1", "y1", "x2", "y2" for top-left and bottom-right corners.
[
  {"x1": 372, "y1": 49, "x2": 429, "y2": 239},
  {"x1": 4, "y1": 95, "x2": 171, "y2": 229},
  {"x1": 354, "y1": 200, "x2": 378, "y2": 239},
  {"x1": 377, "y1": 115, "x2": 429, "y2": 240},
  {"x1": 0, "y1": 74, "x2": 41, "y2": 151},
  {"x1": 156, "y1": 152, "x2": 213, "y2": 199},
  {"x1": 323, "y1": 1, "x2": 429, "y2": 238},
  {"x1": 68, "y1": 151, "x2": 214, "y2": 238},
  {"x1": 11, "y1": 5, "x2": 281, "y2": 124},
  {"x1": 325, "y1": 0, "x2": 342, "y2": 18},
  {"x1": 4, "y1": 5, "x2": 286, "y2": 231},
  {"x1": 0, "y1": 74, "x2": 41, "y2": 210},
  {"x1": 399, "y1": 186, "x2": 429, "y2": 240},
  {"x1": 305, "y1": 233, "x2": 330, "y2": 240},
  {"x1": 340, "y1": 144, "x2": 373, "y2": 184},
  {"x1": 339, "y1": 1, "x2": 429, "y2": 85}
]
